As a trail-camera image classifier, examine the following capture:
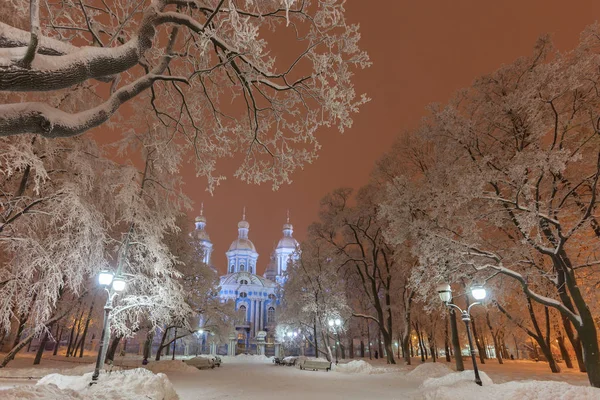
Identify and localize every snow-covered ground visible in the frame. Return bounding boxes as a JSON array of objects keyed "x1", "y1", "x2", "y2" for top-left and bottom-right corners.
[{"x1": 0, "y1": 353, "x2": 597, "y2": 399}]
